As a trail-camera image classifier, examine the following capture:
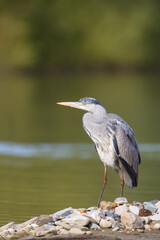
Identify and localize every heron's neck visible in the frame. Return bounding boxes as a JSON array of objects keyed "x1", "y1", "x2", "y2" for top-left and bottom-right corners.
[
  {"x1": 92, "y1": 106, "x2": 107, "y2": 123},
  {"x1": 84, "y1": 106, "x2": 107, "y2": 124}
]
